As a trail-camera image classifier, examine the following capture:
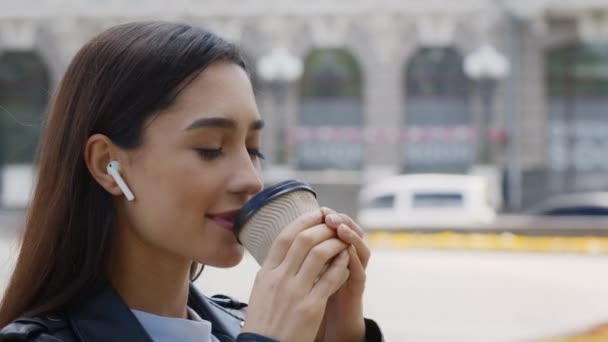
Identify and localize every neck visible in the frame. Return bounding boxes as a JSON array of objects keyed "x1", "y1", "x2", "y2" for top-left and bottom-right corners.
[{"x1": 109, "y1": 217, "x2": 192, "y2": 319}]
